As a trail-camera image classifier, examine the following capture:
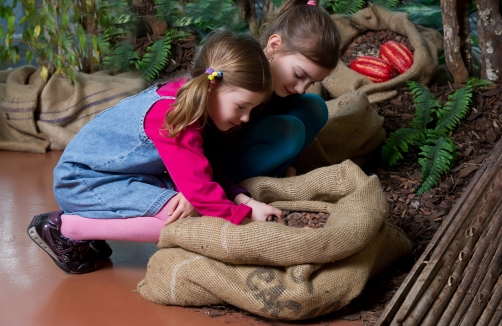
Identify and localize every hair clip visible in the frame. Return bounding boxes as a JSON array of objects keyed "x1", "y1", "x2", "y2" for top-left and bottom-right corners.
[
  {"x1": 205, "y1": 68, "x2": 223, "y2": 84},
  {"x1": 307, "y1": 0, "x2": 316, "y2": 5}
]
